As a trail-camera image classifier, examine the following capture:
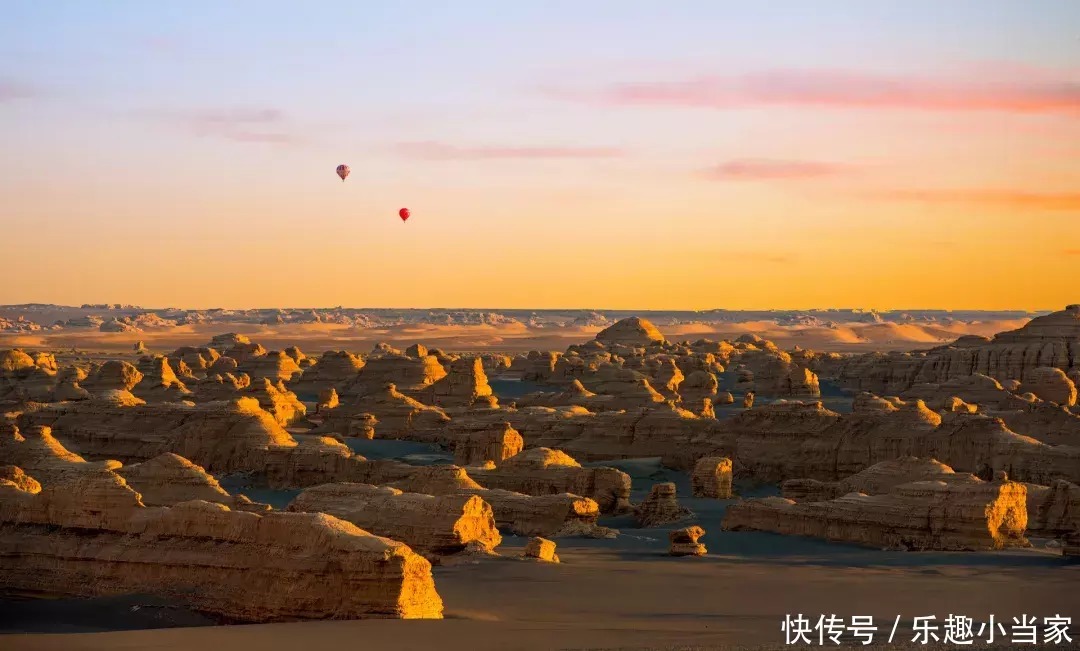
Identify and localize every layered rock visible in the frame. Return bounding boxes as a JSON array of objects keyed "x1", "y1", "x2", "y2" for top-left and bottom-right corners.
[
  {"x1": 0, "y1": 423, "x2": 101, "y2": 483},
  {"x1": 508, "y1": 351, "x2": 560, "y2": 383},
  {"x1": 19, "y1": 397, "x2": 295, "y2": 474},
  {"x1": 691, "y1": 457, "x2": 733, "y2": 498},
  {"x1": 317, "y1": 387, "x2": 341, "y2": 412},
  {"x1": 1020, "y1": 367, "x2": 1077, "y2": 407},
  {"x1": 635, "y1": 482, "x2": 692, "y2": 527},
  {"x1": 238, "y1": 350, "x2": 302, "y2": 382},
  {"x1": 723, "y1": 474, "x2": 1029, "y2": 551},
  {"x1": 679, "y1": 371, "x2": 719, "y2": 415},
  {"x1": 51, "y1": 366, "x2": 90, "y2": 402},
  {"x1": 245, "y1": 377, "x2": 307, "y2": 427},
  {"x1": 717, "y1": 400, "x2": 1080, "y2": 486},
  {"x1": 901, "y1": 374, "x2": 1029, "y2": 411},
  {"x1": 516, "y1": 380, "x2": 615, "y2": 412},
  {"x1": 669, "y1": 525, "x2": 706, "y2": 556},
  {"x1": 0, "y1": 469, "x2": 443, "y2": 620},
  {"x1": 467, "y1": 448, "x2": 632, "y2": 513},
  {"x1": 116, "y1": 452, "x2": 266, "y2": 511},
  {"x1": 539, "y1": 402, "x2": 724, "y2": 464},
  {"x1": 645, "y1": 357, "x2": 684, "y2": 400},
  {"x1": 1065, "y1": 530, "x2": 1080, "y2": 558},
  {"x1": 168, "y1": 346, "x2": 221, "y2": 375},
  {"x1": 451, "y1": 422, "x2": 524, "y2": 466},
  {"x1": 386, "y1": 465, "x2": 610, "y2": 537},
  {"x1": 289, "y1": 350, "x2": 365, "y2": 396},
  {"x1": 132, "y1": 356, "x2": 191, "y2": 403},
  {"x1": 595, "y1": 317, "x2": 666, "y2": 347},
  {"x1": 415, "y1": 357, "x2": 497, "y2": 408},
  {"x1": 523, "y1": 537, "x2": 559, "y2": 562},
  {"x1": 1000, "y1": 401, "x2": 1080, "y2": 447},
  {"x1": 578, "y1": 364, "x2": 666, "y2": 410},
  {"x1": 190, "y1": 372, "x2": 252, "y2": 402},
  {"x1": 827, "y1": 305, "x2": 1080, "y2": 395},
  {"x1": 313, "y1": 383, "x2": 450, "y2": 439},
  {"x1": 287, "y1": 483, "x2": 501, "y2": 555},
  {"x1": 0, "y1": 465, "x2": 41, "y2": 493},
  {"x1": 1026, "y1": 479, "x2": 1080, "y2": 537},
  {"x1": 338, "y1": 350, "x2": 446, "y2": 399},
  {"x1": 781, "y1": 457, "x2": 956, "y2": 502},
  {"x1": 82, "y1": 360, "x2": 143, "y2": 394}
]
